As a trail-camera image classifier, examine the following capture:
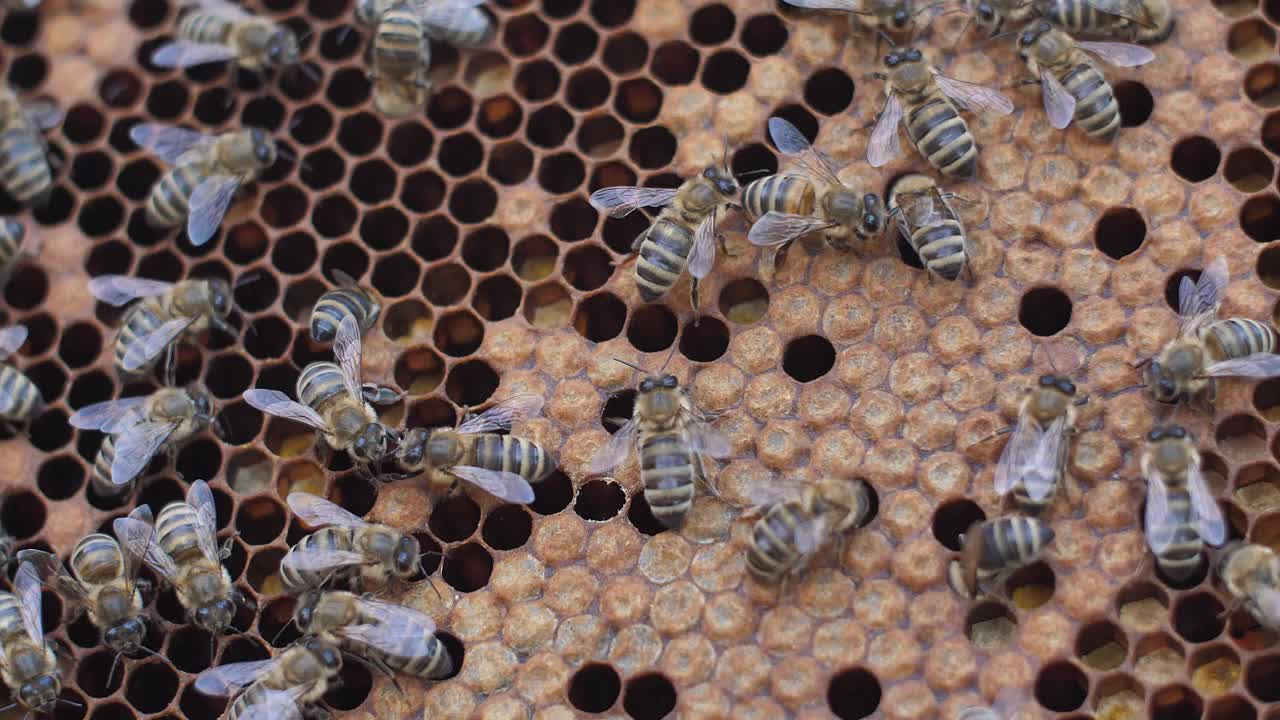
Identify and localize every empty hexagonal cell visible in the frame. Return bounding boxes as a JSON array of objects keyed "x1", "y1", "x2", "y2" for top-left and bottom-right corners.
[
  {"x1": 524, "y1": 282, "x2": 573, "y2": 328},
  {"x1": 449, "y1": 179, "x2": 498, "y2": 223},
  {"x1": 574, "y1": 292, "x2": 627, "y2": 342},
  {"x1": 1242, "y1": 194, "x2": 1280, "y2": 242},
  {"x1": 395, "y1": 346, "x2": 445, "y2": 394},
  {"x1": 568, "y1": 663, "x2": 622, "y2": 713},
  {"x1": 444, "y1": 359, "x2": 498, "y2": 408},
  {"x1": 1114, "y1": 80, "x2": 1154, "y2": 126},
  {"x1": 1247, "y1": 64, "x2": 1280, "y2": 108},
  {"x1": 1035, "y1": 660, "x2": 1089, "y2": 712},
  {"x1": 1170, "y1": 136, "x2": 1221, "y2": 184},
  {"x1": 427, "y1": 86, "x2": 474, "y2": 129},
  {"x1": 680, "y1": 316, "x2": 729, "y2": 363},
  {"x1": 783, "y1": 335, "x2": 836, "y2": 382},
  {"x1": 1151, "y1": 685, "x2": 1204, "y2": 720},
  {"x1": 965, "y1": 600, "x2": 1016, "y2": 649},
  {"x1": 1206, "y1": 695, "x2": 1258, "y2": 720},
  {"x1": 235, "y1": 496, "x2": 287, "y2": 546},
  {"x1": 372, "y1": 251, "x2": 421, "y2": 298},
  {"x1": 932, "y1": 498, "x2": 986, "y2": 551},
  {"x1": 504, "y1": 12, "x2": 549, "y2": 55},
  {"x1": 554, "y1": 21, "x2": 599, "y2": 64},
  {"x1": 805, "y1": 68, "x2": 856, "y2": 116},
  {"x1": 383, "y1": 300, "x2": 434, "y2": 345},
  {"x1": 433, "y1": 310, "x2": 484, "y2": 357},
  {"x1": 1190, "y1": 644, "x2": 1242, "y2": 696},
  {"x1": 1134, "y1": 632, "x2": 1187, "y2": 685},
  {"x1": 603, "y1": 31, "x2": 648, "y2": 75},
  {"x1": 575, "y1": 478, "x2": 626, "y2": 521},
  {"x1": 36, "y1": 454, "x2": 84, "y2": 501},
  {"x1": 482, "y1": 504, "x2": 534, "y2": 551},
  {"x1": 1217, "y1": 414, "x2": 1268, "y2": 458},
  {"x1": 1224, "y1": 146, "x2": 1275, "y2": 193},
  {"x1": 615, "y1": 77, "x2": 663, "y2": 122},
  {"x1": 442, "y1": 541, "x2": 493, "y2": 592},
  {"x1": 1018, "y1": 286, "x2": 1073, "y2": 336},
  {"x1": 625, "y1": 303, "x2": 677, "y2": 352},
  {"x1": 429, "y1": 494, "x2": 482, "y2": 542},
  {"x1": 1259, "y1": 247, "x2": 1280, "y2": 291}
]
